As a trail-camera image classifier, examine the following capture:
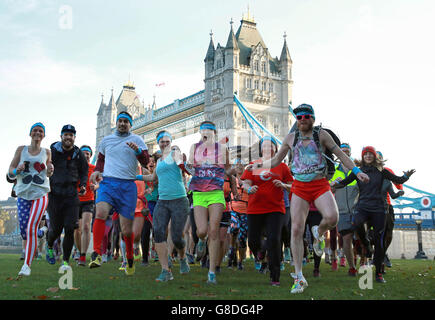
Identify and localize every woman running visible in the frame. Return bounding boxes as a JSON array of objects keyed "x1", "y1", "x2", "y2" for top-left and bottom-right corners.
[
  {"x1": 241, "y1": 136, "x2": 293, "y2": 286},
  {"x1": 331, "y1": 146, "x2": 415, "y2": 283},
  {"x1": 137, "y1": 130, "x2": 190, "y2": 281},
  {"x1": 8, "y1": 122, "x2": 54, "y2": 276},
  {"x1": 186, "y1": 121, "x2": 232, "y2": 284}
]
